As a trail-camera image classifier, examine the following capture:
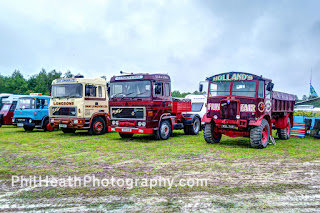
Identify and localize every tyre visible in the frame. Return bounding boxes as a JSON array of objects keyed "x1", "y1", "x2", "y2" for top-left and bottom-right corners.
[
  {"x1": 88, "y1": 116, "x2": 106, "y2": 135},
  {"x1": 184, "y1": 116, "x2": 201, "y2": 135},
  {"x1": 61, "y1": 128, "x2": 76, "y2": 134},
  {"x1": 23, "y1": 126, "x2": 34, "y2": 132},
  {"x1": 43, "y1": 120, "x2": 54, "y2": 132},
  {"x1": 119, "y1": 133, "x2": 134, "y2": 138},
  {"x1": 203, "y1": 123, "x2": 222, "y2": 144},
  {"x1": 155, "y1": 120, "x2": 172, "y2": 140},
  {"x1": 250, "y1": 119, "x2": 270, "y2": 149},
  {"x1": 277, "y1": 118, "x2": 291, "y2": 140}
]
